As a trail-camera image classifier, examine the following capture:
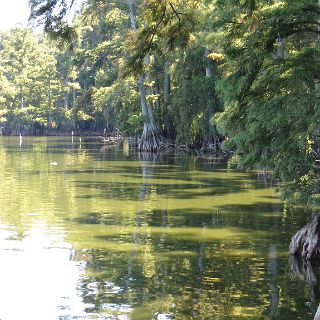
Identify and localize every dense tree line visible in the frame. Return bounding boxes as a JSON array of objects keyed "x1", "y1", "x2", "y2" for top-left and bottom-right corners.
[
  {"x1": 1, "y1": 0, "x2": 221, "y2": 150},
  {"x1": 0, "y1": 0, "x2": 319, "y2": 201}
]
